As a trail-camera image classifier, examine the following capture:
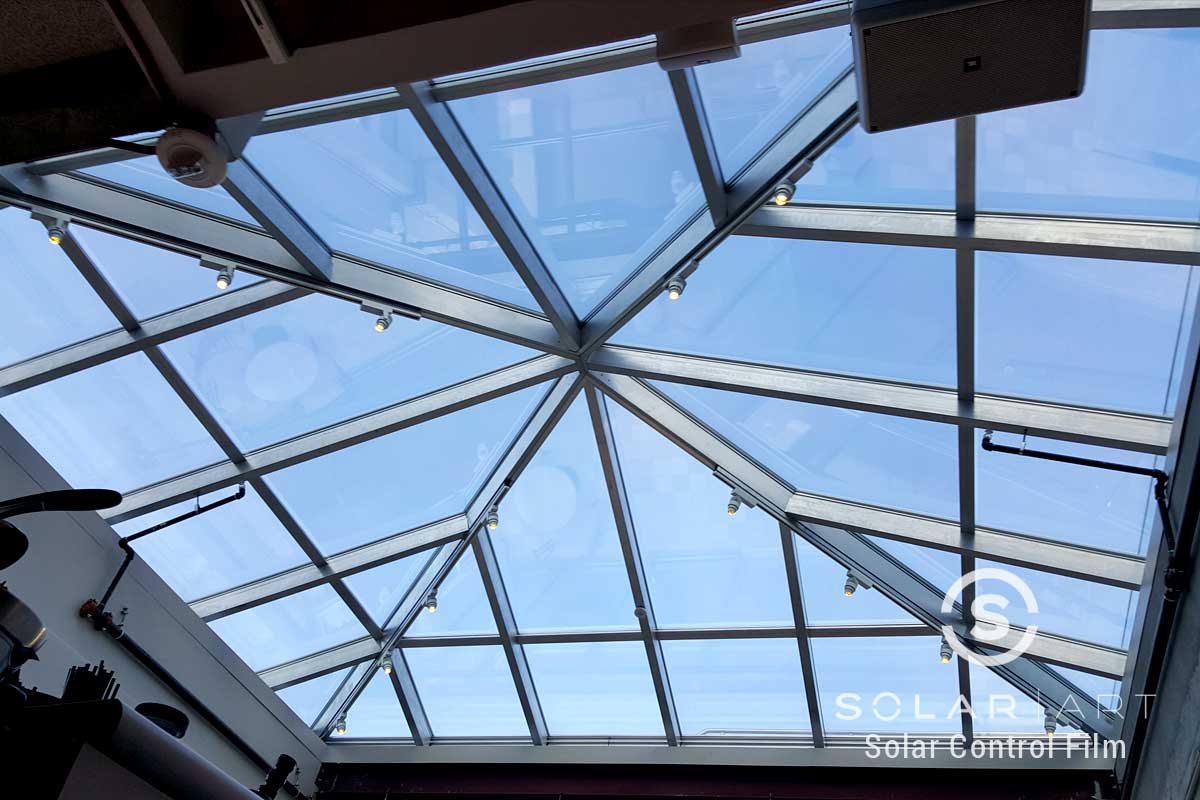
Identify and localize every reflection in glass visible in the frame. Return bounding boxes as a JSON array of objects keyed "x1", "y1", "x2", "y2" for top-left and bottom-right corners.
[
  {"x1": 245, "y1": 111, "x2": 536, "y2": 308},
  {"x1": 451, "y1": 64, "x2": 704, "y2": 315},
  {"x1": 82, "y1": 158, "x2": 260, "y2": 225},
  {"x1": 404, "y1": 645, "x2": 528, "y2": 736},
  {"x1": 0, "y1": 353, "x2": 224, "y2": 492},
  {"x1": 162, "y1": 293, "x2": 535, "y2": 449},
  {"x1": 663, "y1": 638, "x2": 811, "y2": 736},
  {"x1": 616, "y1": 237, "x2": 955, "y2": 386},
  {"x1": 524, "y1": 642, "x2": 662, "y2": 735}
]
